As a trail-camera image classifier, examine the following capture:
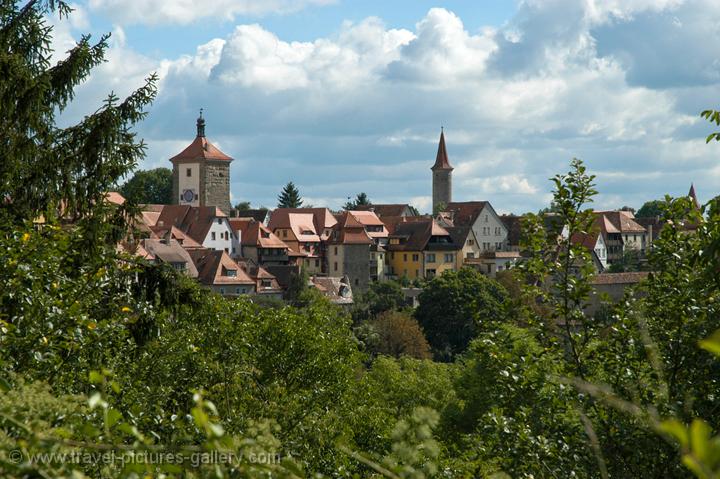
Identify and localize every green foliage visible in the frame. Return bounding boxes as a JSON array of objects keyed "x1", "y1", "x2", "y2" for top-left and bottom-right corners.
[
  {"x1": 0, "y1": 0, "x2": 156, "y2": 224},
  {"x1": 636, "y1": 199, "x2": 666, "y2": 218},
  {"x1": 360, "y1": 311, "x2": 432, "y2": 360},
  {"x1": 234, "y1": 201, "x2": 252, "y2": 210},
  {"x1": 607, "y1": 247, "x2": 646, "y2": 273},
  {"x1": 414, "y1": 268, "x2": 508, "y2": 361},
  {"x1": 119, "y1": 167, "x2": 172, "y2": 205},
  {"x1": 344, "y1": 192, "x2": 371, "y2": 210},
  {"x1": 352, "y1": 280, "x2": 406, "y2": 323},
  {"x1": 277, "y1": 181, "x2": 303, "y2": 208}
]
